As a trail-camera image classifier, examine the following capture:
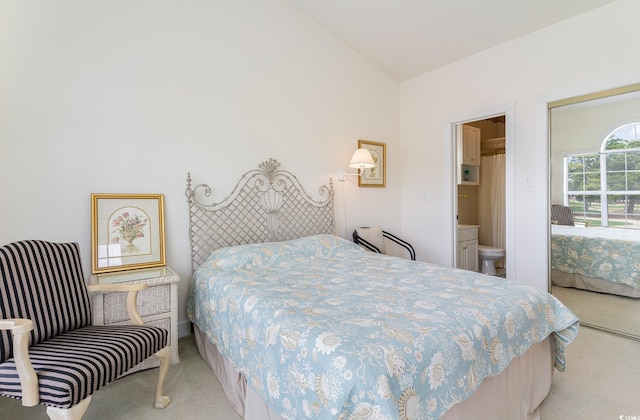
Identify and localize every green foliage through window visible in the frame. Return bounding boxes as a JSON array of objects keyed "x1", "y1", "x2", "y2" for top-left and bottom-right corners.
[{"x1": 565, "y1": 123, "x2": 640, "y2": 229}]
